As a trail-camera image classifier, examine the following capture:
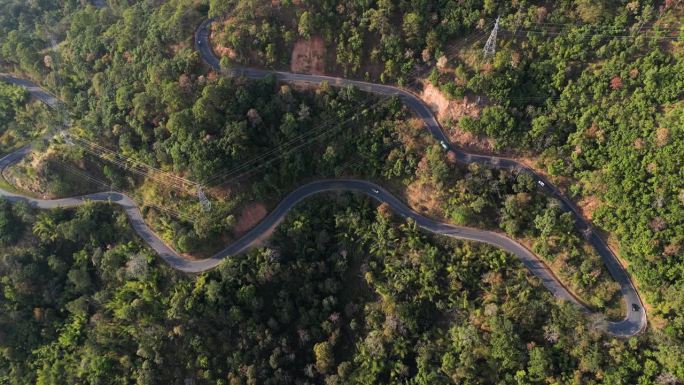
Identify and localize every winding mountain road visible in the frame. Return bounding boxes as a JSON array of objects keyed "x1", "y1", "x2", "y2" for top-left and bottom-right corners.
[{"x1": 0, "y1": 22, "x2": 646, "y2": 337}]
